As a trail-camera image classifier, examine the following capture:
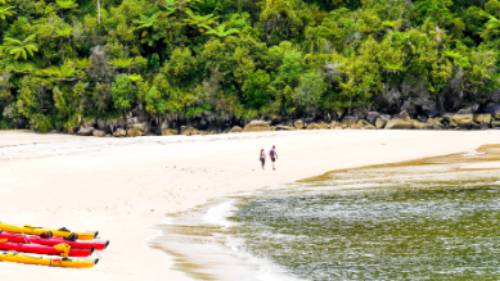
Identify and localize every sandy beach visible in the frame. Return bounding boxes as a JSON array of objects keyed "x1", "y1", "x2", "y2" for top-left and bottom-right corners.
[{"x1": 1, "y1": 129, "x2": 500, "y2": 281}]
